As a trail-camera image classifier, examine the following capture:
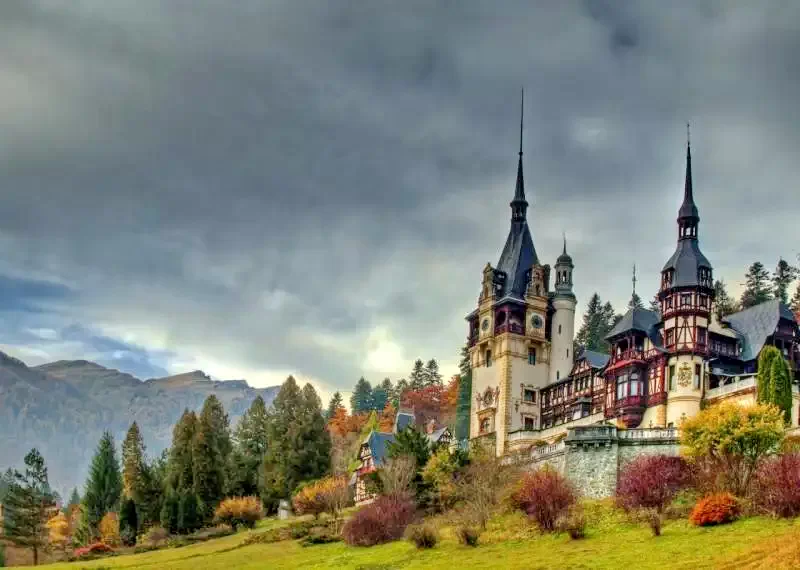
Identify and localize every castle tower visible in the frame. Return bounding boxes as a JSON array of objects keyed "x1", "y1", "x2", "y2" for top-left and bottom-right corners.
[
  {"x1": 658, "y1": 129, "x2": 714, "y2": 427},
  {"x1": 550, "y1": 236, "x2": 576, "y2": 383},
  {"x1": 466, "y1": 91, "x2": 552, "y2": 456}
]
